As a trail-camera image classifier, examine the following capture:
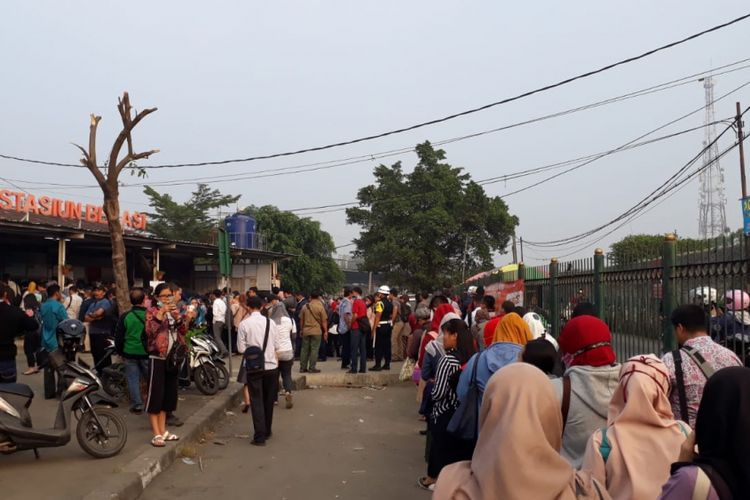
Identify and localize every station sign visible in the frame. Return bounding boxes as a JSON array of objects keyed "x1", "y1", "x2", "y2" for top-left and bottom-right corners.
[{"x1": 0, "y1": 189, "x2": 147, "y2": 230}]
